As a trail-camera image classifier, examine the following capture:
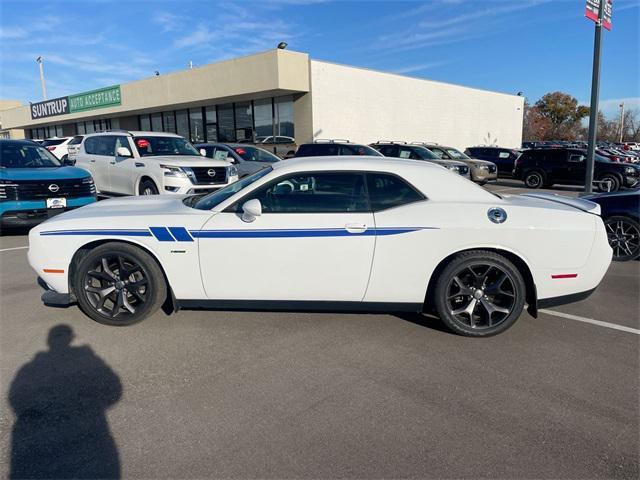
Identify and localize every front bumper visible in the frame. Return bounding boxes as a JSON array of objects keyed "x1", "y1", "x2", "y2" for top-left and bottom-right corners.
[
  {"x1": 0, "y1": 196, "x2": 96, "y2": 228},
  {"x1": 470, "y1": 168, "x2": 498, "y2": 183},
  {"x1": 622, "y1": 176, "x2": 639, "y2": 188},
  {"x1": 162, "y1": 176, "x2": 238, "y2": 194}
]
